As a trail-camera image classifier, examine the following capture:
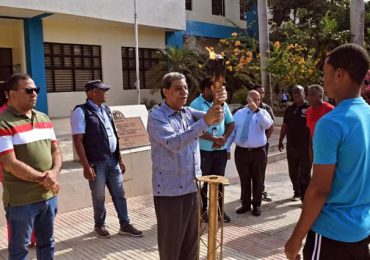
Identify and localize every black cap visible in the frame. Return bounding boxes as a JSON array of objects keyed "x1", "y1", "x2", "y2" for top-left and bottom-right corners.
[{"x1": 84, "y1": 80, "x2": 110, "y2": 92}]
